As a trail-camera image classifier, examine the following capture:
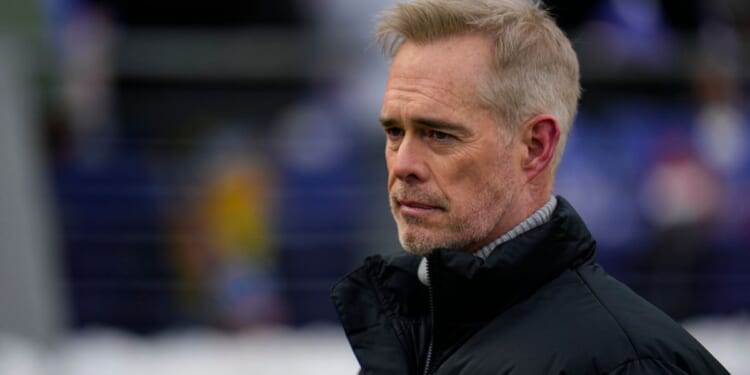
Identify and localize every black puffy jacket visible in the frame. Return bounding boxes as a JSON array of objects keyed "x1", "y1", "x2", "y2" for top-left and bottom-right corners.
[{"x1": 331, "y1": 197, "x2": 729, "y2": 374}]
